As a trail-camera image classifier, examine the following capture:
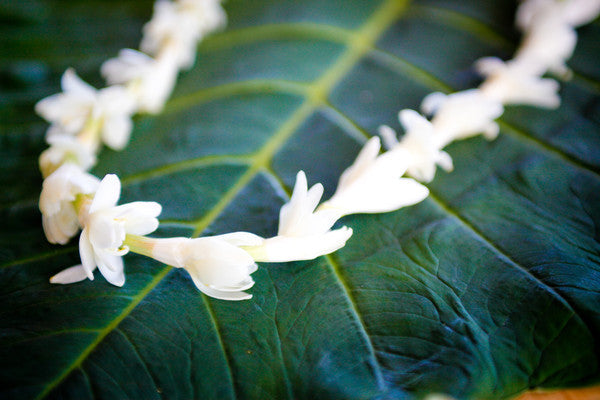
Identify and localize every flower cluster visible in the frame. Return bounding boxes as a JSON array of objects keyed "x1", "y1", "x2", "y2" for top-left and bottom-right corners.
[
  {"x1": 49, "y1": 153, "x2": 428, "y2": 299},
  {"x1": 36, "y1": 0, "x2": 227, "y2": 181},
  {"x1": 37, "y1": 0, "x2": 600, "y2": 300},
  {"x1": 378, "y1": 0, "x2": 600, "y2": 184},
  {"x1": 37, "y1": 0, "x2": 429, "y2": 300}
]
